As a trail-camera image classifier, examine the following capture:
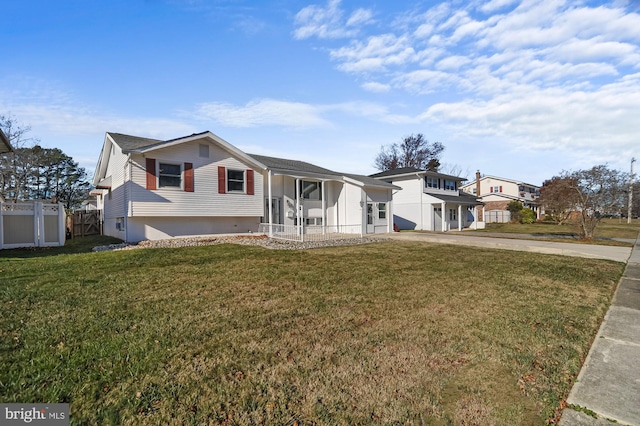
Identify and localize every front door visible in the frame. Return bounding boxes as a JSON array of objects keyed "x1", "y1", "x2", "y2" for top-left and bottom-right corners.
[
  {"x1": 366, "y1": 203, "x2": 375, "y2": 233},
  {"x1": 434, "y1": 207, "x2": 442, "y2": 231}
]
